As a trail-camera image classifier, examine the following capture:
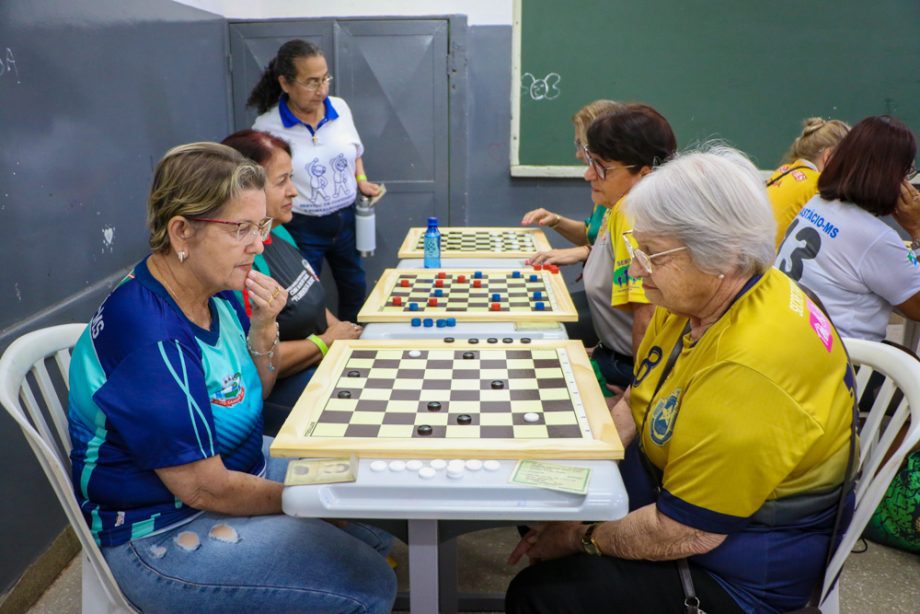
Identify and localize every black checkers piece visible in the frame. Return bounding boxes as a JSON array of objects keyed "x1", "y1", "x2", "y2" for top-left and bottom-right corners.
[
  {"x1": 491, "y1": 380, "x2": 505, "y2": 389},
  {"x1": 502, "y1": 338, "x2": 514, "y2": 344},
  {"x1": 444, "y1": 337, "x2": 455, "y2": 343},
  {"x1": 347, "y1": 370, "x2": 361, "y2": 377},
  {"x1": 417, "y1": 425, "x2": 433, "y2": 436},
  {"x1": 457, "y1": 414, "x2": 472, "y2": 425},
  {"x1": 487, "y1": 337, "x2": 498, "y2": 344},
  {"x1": 462, "y1": 351, "x2": 476, "y2": 359},
  {"x1": 469, "y1": 338, "x2": 480, "y2": 344},
  {"x1": 427, "y1": 401, "x2": 443, "y2": 412},
  {"x1": 337, "y1": 390, "x2": 352, "y2": 399},
  {"x1": 521, "y1": 337, "x2": 532, "y2": 344}
]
